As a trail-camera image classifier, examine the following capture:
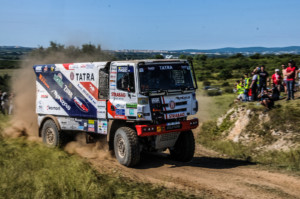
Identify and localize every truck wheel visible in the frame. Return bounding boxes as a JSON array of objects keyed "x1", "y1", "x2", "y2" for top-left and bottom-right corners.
[
  {"x1": 170, "y1": 130, "x2": 195, "y2": 162},
  {"x1": 114, "y1": 127, "x2": 140, "y2": 167},
  {"x1": 41, "y1": 120, "x2": 62, "y2": 147}
]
